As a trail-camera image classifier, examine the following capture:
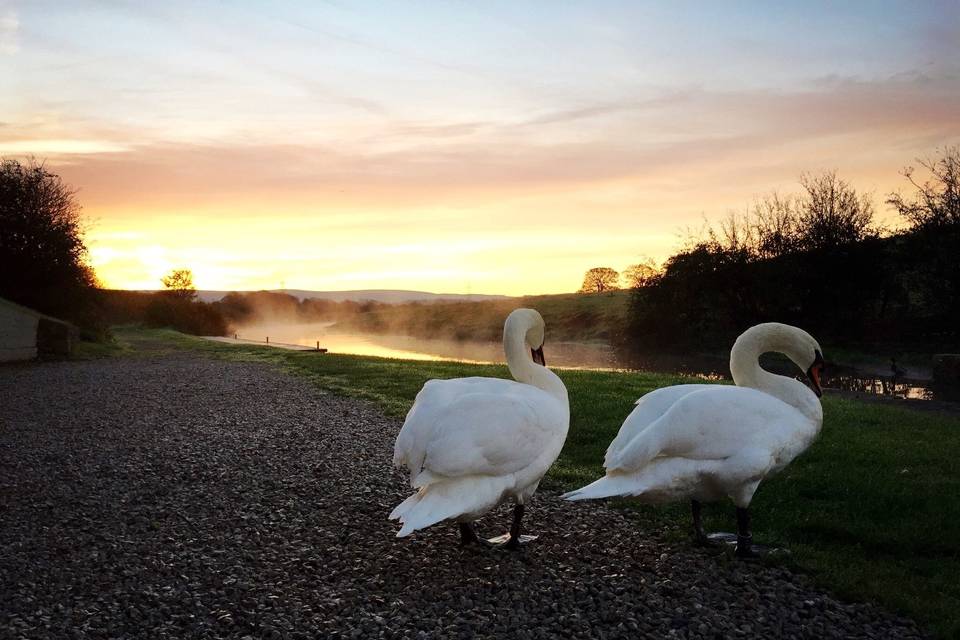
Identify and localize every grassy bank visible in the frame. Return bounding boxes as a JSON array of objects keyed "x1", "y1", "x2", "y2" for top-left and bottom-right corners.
[
  {"x1": 335, "y1": 289, "x2": 631, "y2": 343},
  {"x1": 117, "y1": 327, "x2": 960, "y2": 638}
]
